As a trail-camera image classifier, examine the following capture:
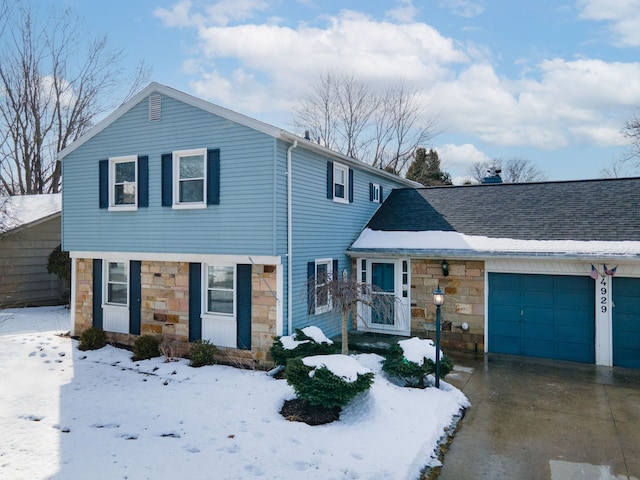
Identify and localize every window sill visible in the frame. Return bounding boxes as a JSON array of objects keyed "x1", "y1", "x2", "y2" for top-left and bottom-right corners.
[
  {"x1": 332, "y1": 197, "x2": 348, "y2": 204},
  {"x1": 172, "y1": 203, "x2": 207, "y2": 210},
  {"x1": 108, "y1": 205, "x2": 138, "y2": 212}
]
